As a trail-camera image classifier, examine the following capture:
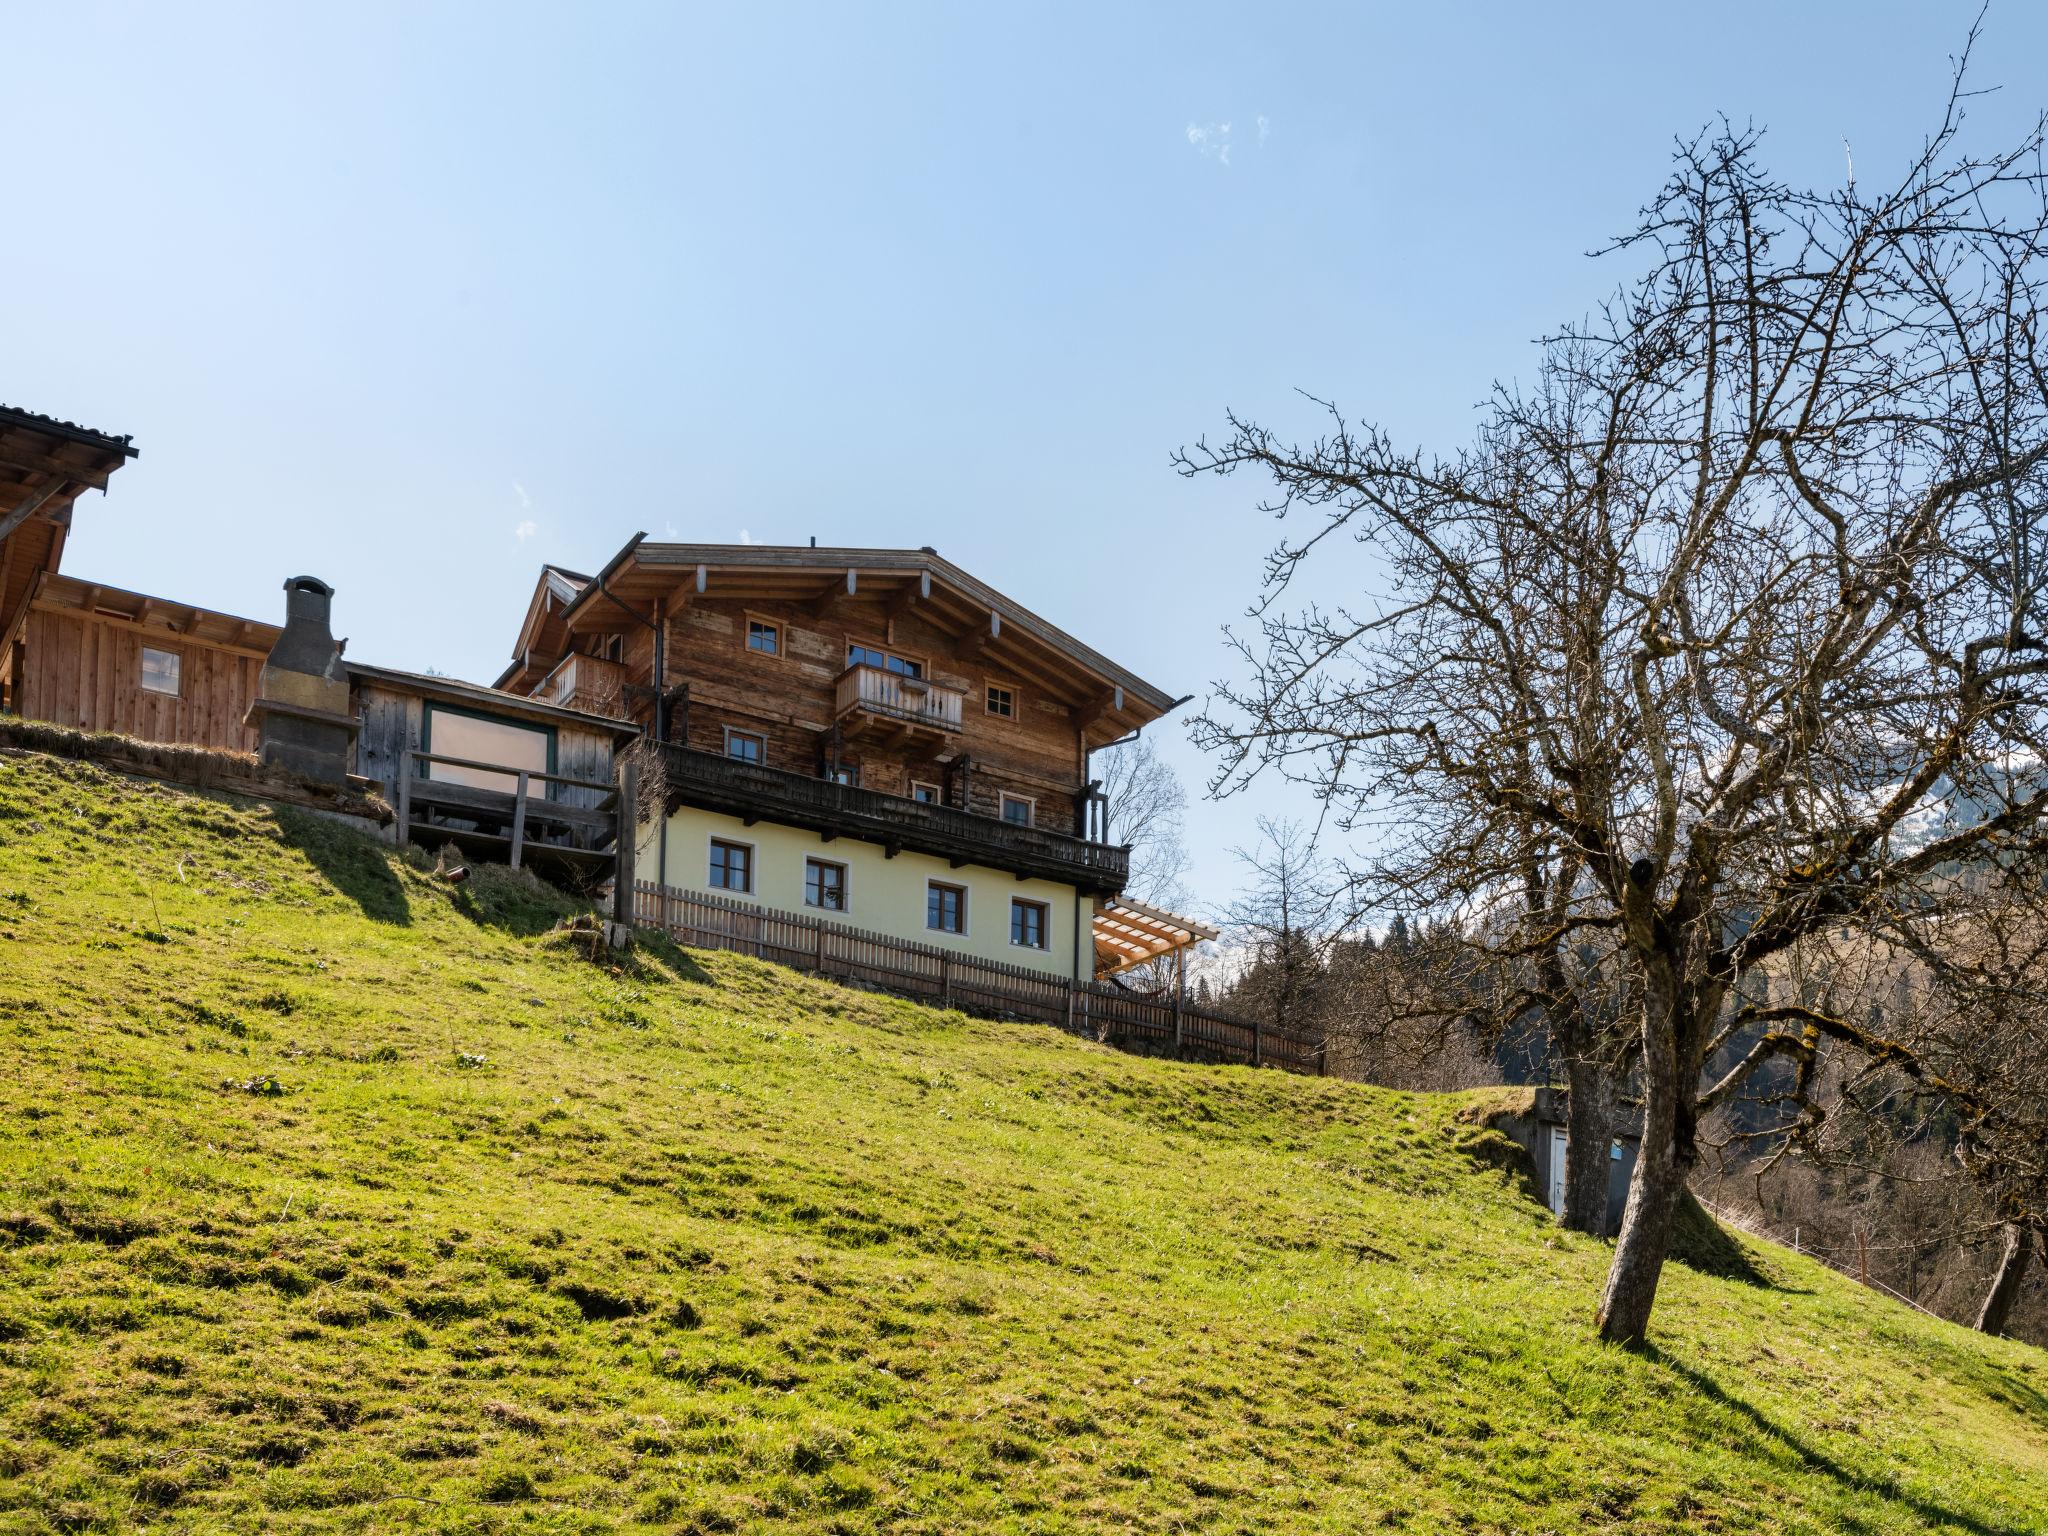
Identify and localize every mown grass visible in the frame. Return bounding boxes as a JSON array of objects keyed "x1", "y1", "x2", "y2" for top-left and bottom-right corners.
[{"x1": 0, "y1": 748, "x2": 2044, "y2": 1534}]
